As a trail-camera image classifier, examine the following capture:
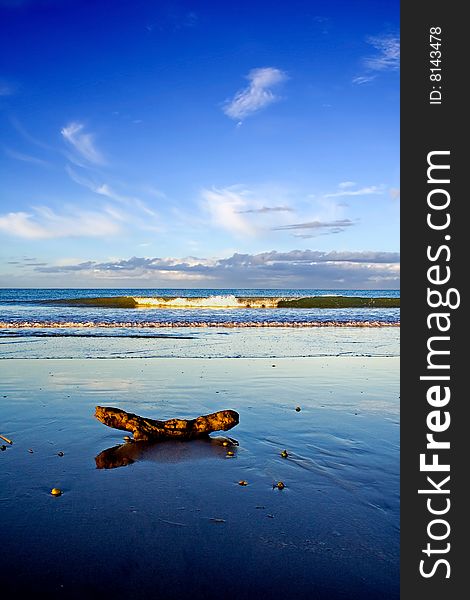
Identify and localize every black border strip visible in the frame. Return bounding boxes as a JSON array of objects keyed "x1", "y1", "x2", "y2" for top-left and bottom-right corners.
[{"x1": 401, "y1": 2, "x2": 466, "y2": 597}]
